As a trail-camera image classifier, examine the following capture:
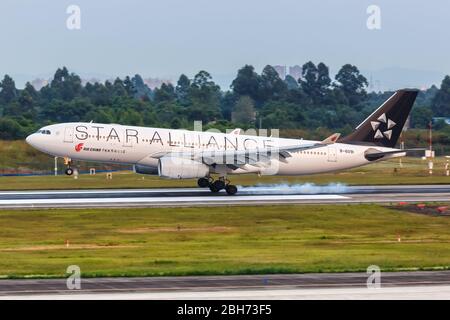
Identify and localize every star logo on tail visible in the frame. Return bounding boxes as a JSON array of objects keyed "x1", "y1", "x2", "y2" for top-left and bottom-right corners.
[{"x1": 371, "y1": 113, "x2": 396, "y2": 140}]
